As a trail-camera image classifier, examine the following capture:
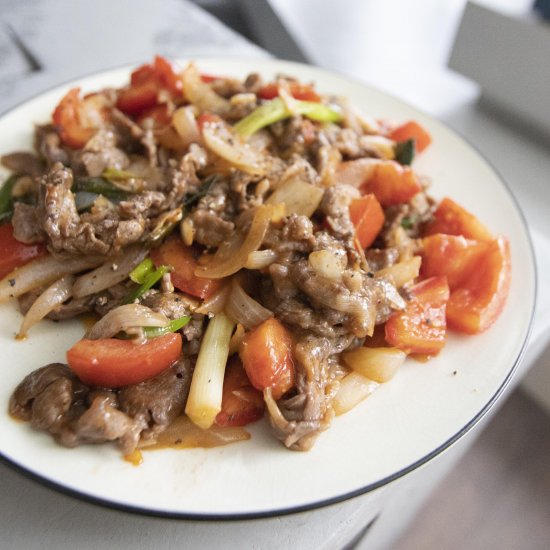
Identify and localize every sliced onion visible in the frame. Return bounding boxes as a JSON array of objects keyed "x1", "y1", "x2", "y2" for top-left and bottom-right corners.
[
  {"x1": 335, "y1": 158, "x2": 382, "y2": 188},
  {"x1": 72, "y1": 245, "x2": 147, "y2": 298},
  {"x1": 332, "y1": 372, "x2": 379, "y2": 416},
  {"x1": 224, "y1": 279, "x2": 272, "y2": 329},
  {"x1": 245, "y1": 249, "x2": 277, "y2": 269},
  {"x1": 172, "y1": 106, "x2": 202, "y2": 147},
  {"x1": 180, "y1": 63, "x2": 230, "y2": 115},
  {"x1": 85, "y1": 304, "x2": 169, "y2": 340},
  {"x1": 17, "y1": 275, "x2": 75, "y2": 338},
  {"x1": 266, "y1": 176, "x2": 323, "y2": 217},
  {"x1": 195, "y1": 282, "x2": 231, "y2": 315},
  {"x1": 343, "y1": 346, "x2": 406, "y2": 383},
  {"x1": 359, "y1": 135, "x2": 396, "y2": 160},
  {"x1": 195, "y1": 205, "x2": 276, "y2": 279},
  {"x1": 202, "y1": 118, "x2": 267, "y2": 176},
  {"x1": 0, "y1": 255, "x2": 103, "y2": 304}
]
